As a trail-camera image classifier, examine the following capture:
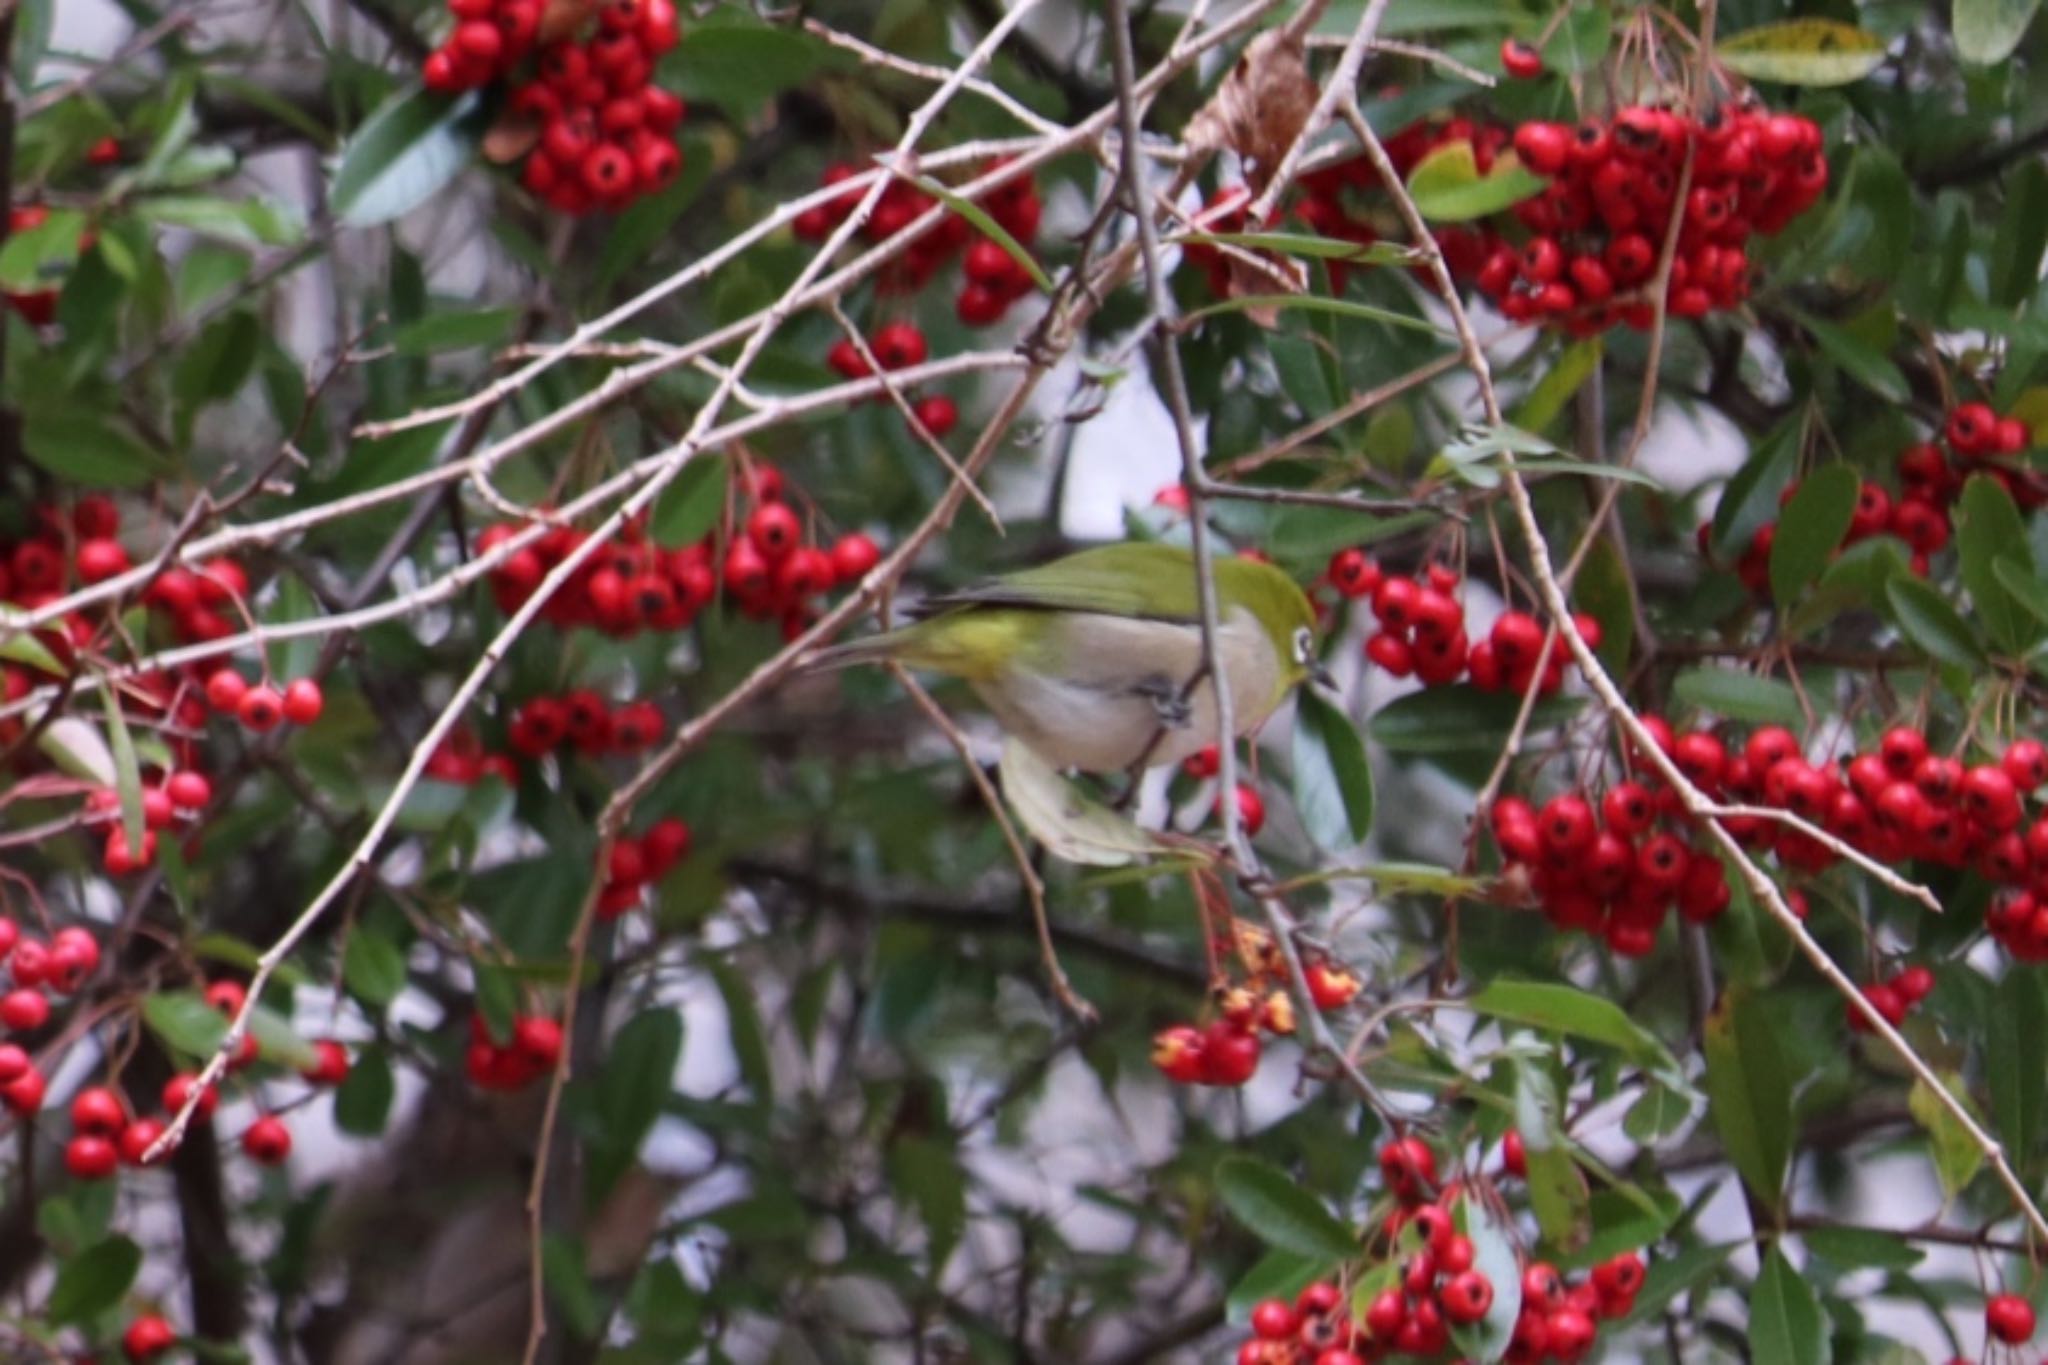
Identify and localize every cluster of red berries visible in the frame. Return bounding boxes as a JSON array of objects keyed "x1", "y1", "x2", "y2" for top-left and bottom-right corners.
[
  {"x1": 824, "y1": 320, "x2": 961, "y2": 438},
  {"x1": 420, "y1": 0, "x2": 686, "y2": 216},
  {"x1": 1152, "y1": 936, "x2": 1359, "y2": 1090},
  {"x1": 506, "y1": 689, "x2": 665, "y2": 757},
  {"x1": 82, "y1": 770, "x2": 212, "y2": 875},
  {"x1": 1987, "y1": 1291, "x2": 2037, "y2": 1346},
  {"x1": 1328, "y1": 551, "x2": 1599, "y2": 694},
  {"x1": 481, "y1": 468, "x2": 883, "y2": 642},
  {"x1": 1499, "y1": 719, "x2": 2048, "y2": 957},
  {"x1": 1847, "y1": 962, "x2": 1934, "y2": 1034},
  {"x1": 201, "y1": 668, "x2": 325, "y2": 732},
  {"x1": 1713, "y1": 405, "x2": 2040, "y2": 592},
  {"x1": 465, "y1": 1011, "x2": 564, "y2": 1091},
  {"x1": 0, "y1": 922, "x2": 100, "y2": 1043},
  {"x1": 597, "y1": 815, "x2": 693, "y2": 919},
  {"x1": 424, "y1": 727, "x2": 521, "y2": 786},
  {"x1": 1489, "y1": 773, "x2": 1732, "y2": 958},
  {"x1": 1467, "y1": 102, "x2": 1827, "y2": 329},
  {"x1": 794, "y1": 157, "x2": 1043, "y2": 320}
]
